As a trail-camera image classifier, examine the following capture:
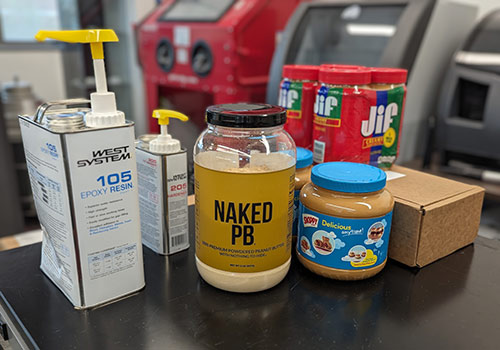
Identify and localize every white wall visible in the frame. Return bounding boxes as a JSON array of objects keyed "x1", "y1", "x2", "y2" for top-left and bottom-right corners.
[
  {"x1": 102, "y1": 0, "x2": 156, "y2": 135},
  {"x1": 455, "y1": 0, "x2": 500, "y2": 17},
  {"x1": 0, "y1": 50, "x2": 66, "y2": 102}
]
